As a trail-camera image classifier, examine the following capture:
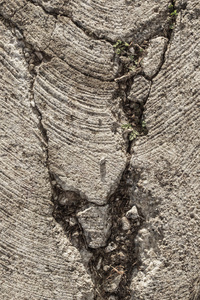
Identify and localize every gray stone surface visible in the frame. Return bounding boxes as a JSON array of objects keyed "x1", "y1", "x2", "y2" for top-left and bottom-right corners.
[
  {"x1": 77, "y1": 205, "x2": 111, "y2": 248},
  {"x1": 141, "y1": 36, "x2": 168, "y2": 78},
  {"x1": 34, "y1": 57, "x2": 127, "y2": 205},
  {"x1": 128, "y1": 76, "x2": 151, "y2": 105},
  {"x1": 0, "y1": 0, "x2": 200, "y2": 299},
  {"x1": 126, "y1": 205, "x2": 140, "y2": 221},
  {"x1": 34, "y1": 0, "x2": 170, "y2": 42},
  {"x1": 0, "y1": 1, "x2": 119, "y2": 80},
  {"x1": 121, "y1": 216, "x2": 131, "y2": 231}
]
